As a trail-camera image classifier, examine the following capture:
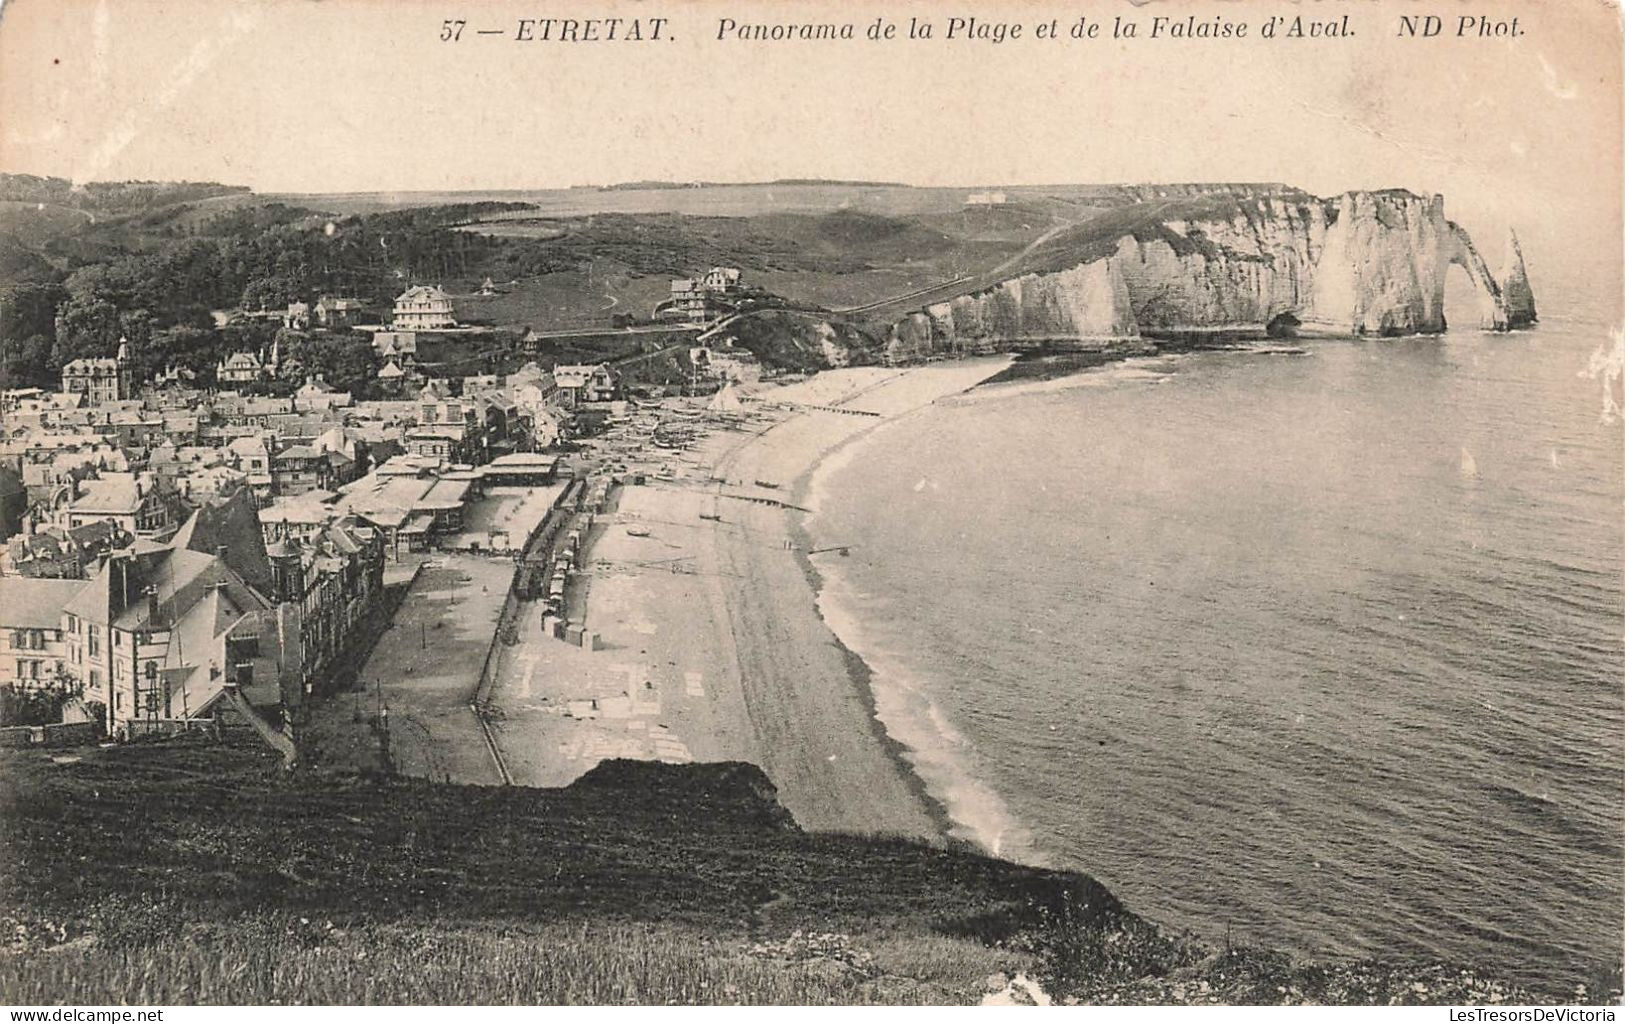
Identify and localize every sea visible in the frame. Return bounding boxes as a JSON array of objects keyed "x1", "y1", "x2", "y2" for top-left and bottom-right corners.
[{"x1": 805, "y1": 280, "x2": 1624, "y2": 992}]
